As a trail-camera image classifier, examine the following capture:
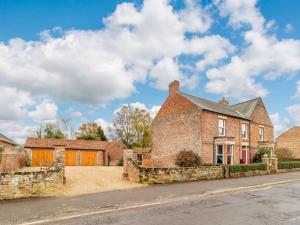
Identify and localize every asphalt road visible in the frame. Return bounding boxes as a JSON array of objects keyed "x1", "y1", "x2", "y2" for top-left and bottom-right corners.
[{"x1": 1, "y1": 172, "x2": 300, "y2": 225}]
